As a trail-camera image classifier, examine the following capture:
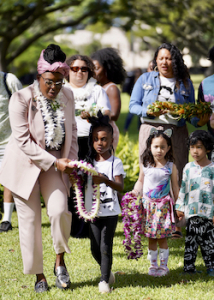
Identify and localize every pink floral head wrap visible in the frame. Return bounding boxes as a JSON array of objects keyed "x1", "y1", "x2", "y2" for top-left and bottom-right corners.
[{"x1": 37, "y1": 49, "x2": 69, "y2": 77}]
